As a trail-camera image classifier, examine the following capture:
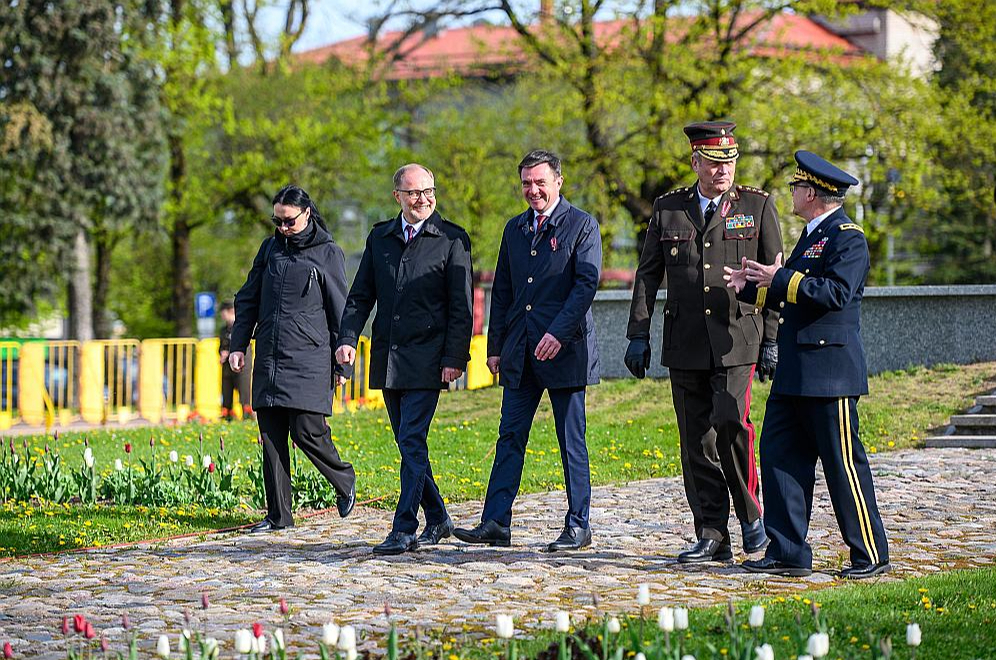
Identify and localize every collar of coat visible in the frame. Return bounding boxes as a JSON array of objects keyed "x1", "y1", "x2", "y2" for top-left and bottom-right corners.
[
  {"x1": 374, "y1": 210, "x2": 446, "y2": 241},
  {"x1": 516, "y1": 196, "x2": 571, "y2": 236}
]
